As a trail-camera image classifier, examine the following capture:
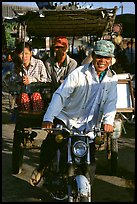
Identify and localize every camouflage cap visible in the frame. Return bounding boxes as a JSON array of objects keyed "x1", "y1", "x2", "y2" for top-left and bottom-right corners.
[{"x1": 93, "y1": 40, "x2": 115, "y2": 57}]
